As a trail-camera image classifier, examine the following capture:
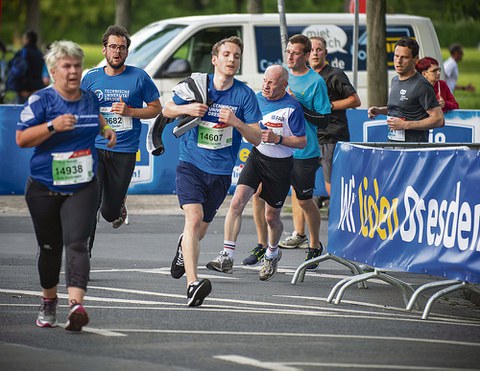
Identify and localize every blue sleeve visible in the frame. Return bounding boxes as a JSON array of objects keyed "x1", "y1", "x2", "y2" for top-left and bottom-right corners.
[
  {"x1": 140, "y1": 71, "x2": 160, "y2": 103},
  {"x1": 289, "y1": 104, "x2": 306, "y2": 137},
  {"x1": 242, "y1": 89, "x2": 262, "y2": 124},
  {"x1": 17, "y1": 93, "x2": 47, "y2": 131},
  {"x1": 80, "y1": 73, "x2": 91, "y2": 91},
  {"x1": 172, "y1": 94, "x2": 188, "y2": 105}
]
